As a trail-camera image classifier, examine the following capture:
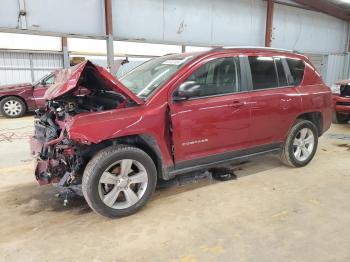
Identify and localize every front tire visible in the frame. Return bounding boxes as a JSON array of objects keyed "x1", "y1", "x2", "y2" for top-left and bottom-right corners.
[
  {"x1": 82, "y1": 145, "x2": 157, "y2": 218},
  {"x1": 0, "y1": 96, "x2": 26, "y2": 118},
  {"x1": 280, "y1": 119, "x2": 318, "y2": 167}
]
